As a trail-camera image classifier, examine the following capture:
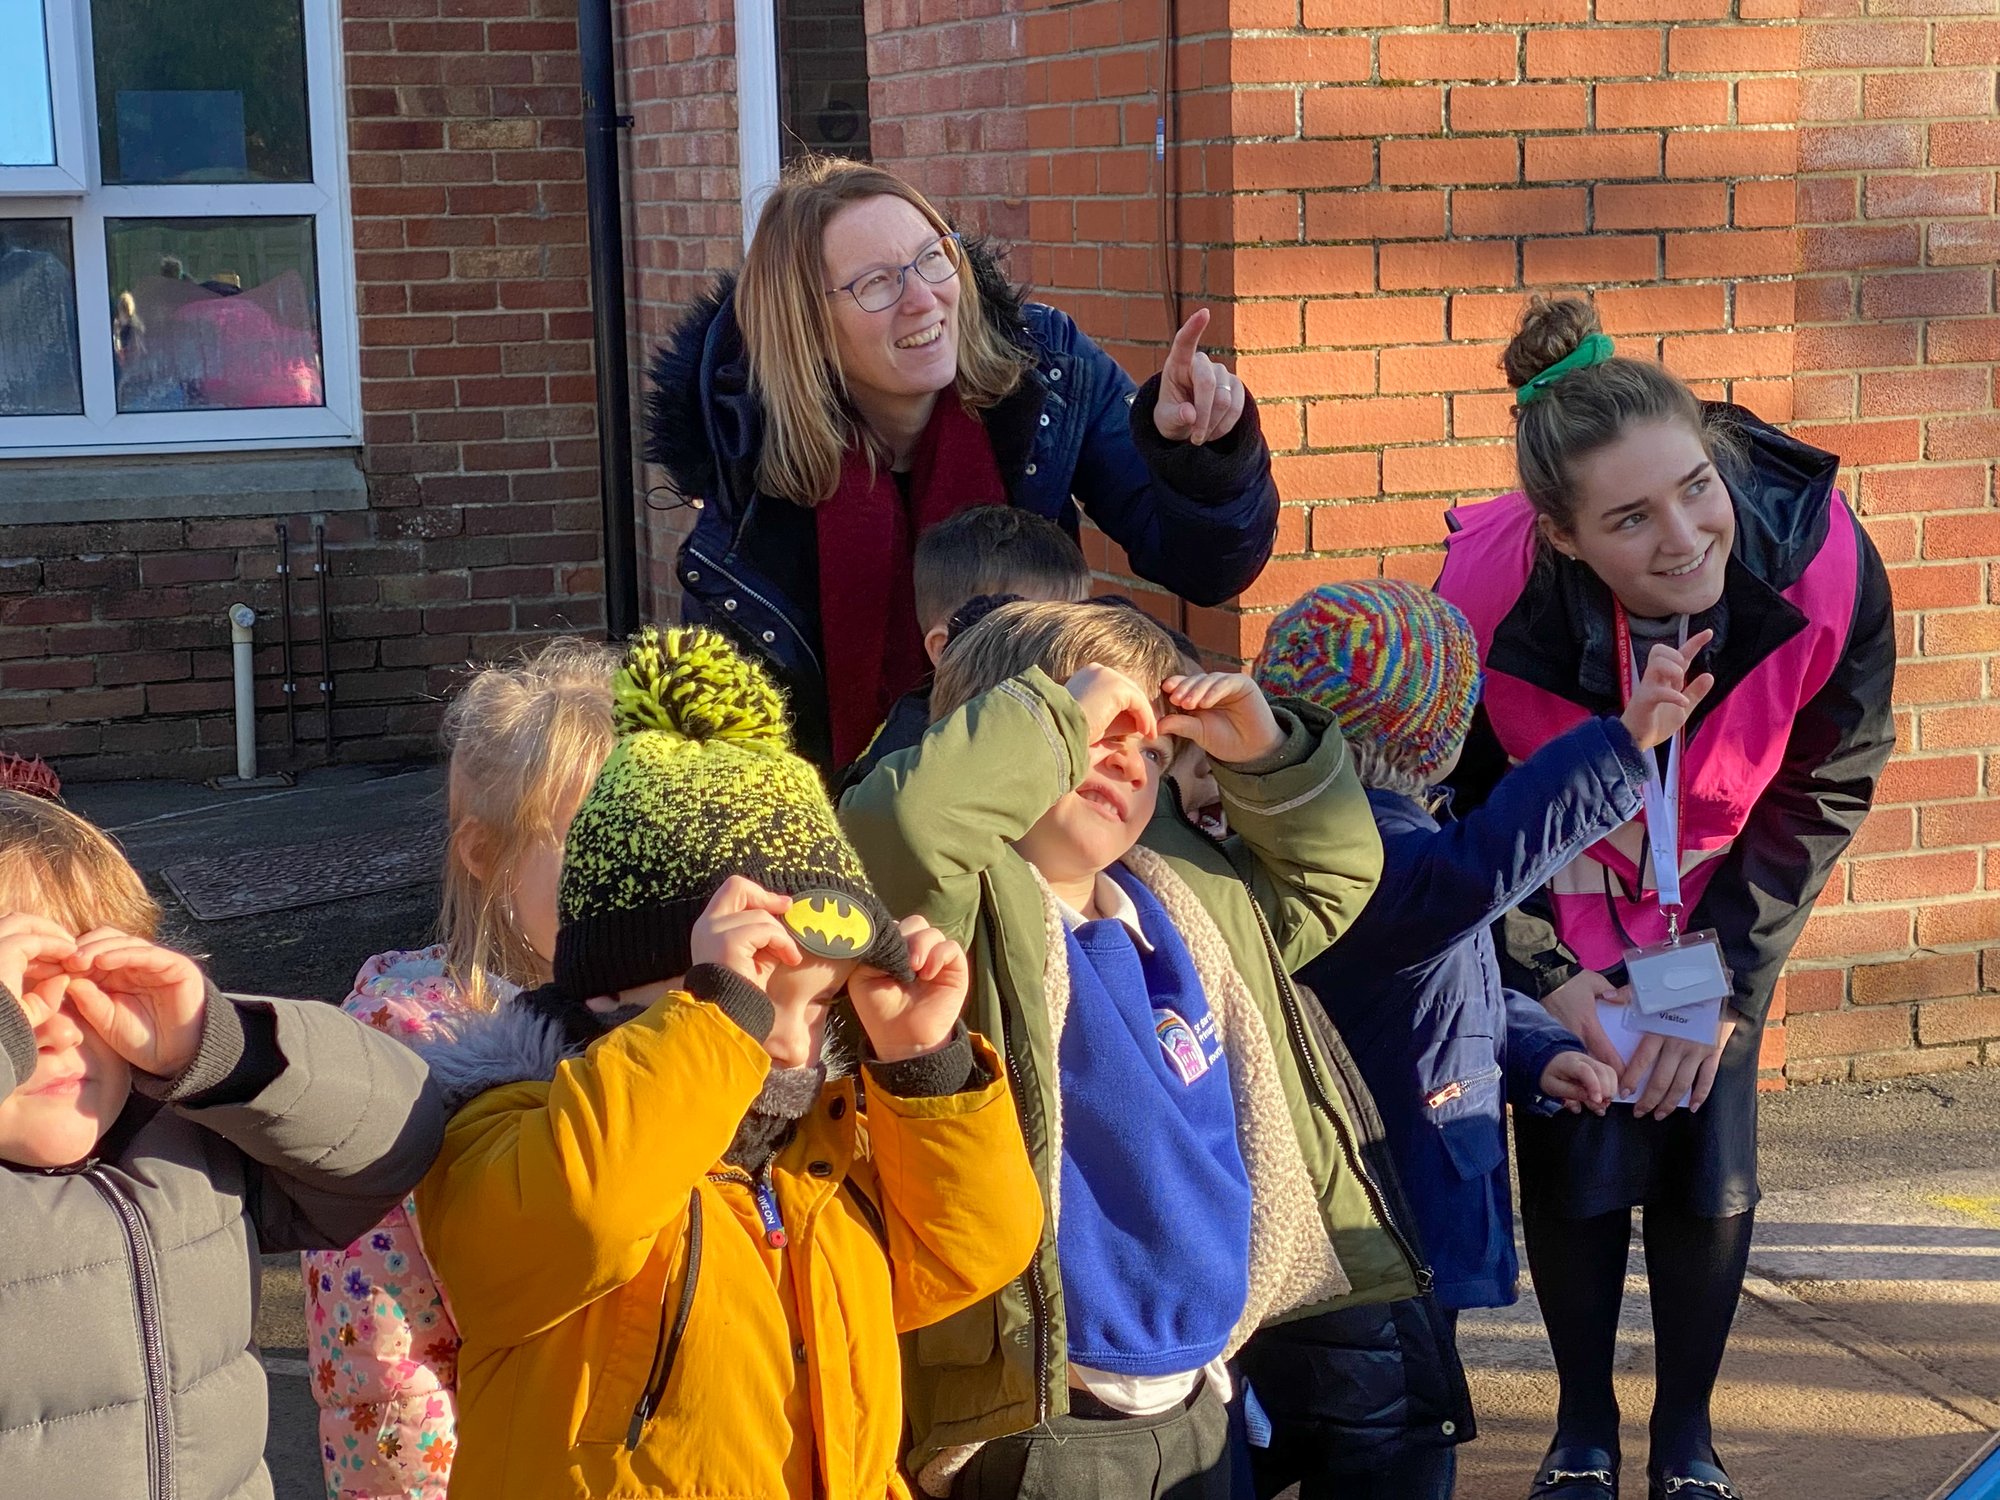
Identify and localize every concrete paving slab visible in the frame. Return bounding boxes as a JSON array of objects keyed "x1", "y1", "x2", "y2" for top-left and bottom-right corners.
[
  {"x1": 1752, "y1": 1167, "x2": 2000, "y2": 1410},
  {"x1": 1457, "y1": 1270, "x2": 1989, "y2": 1500},
  {"x1": 72, "y1": 764, "x2": 443, "y2": 873},
  {"x1": 256, "y1": 1256, "x2": 322, "y2": 1500}
]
